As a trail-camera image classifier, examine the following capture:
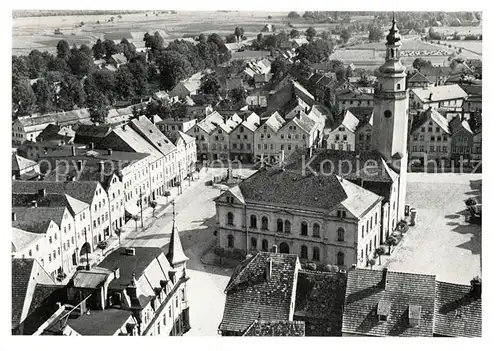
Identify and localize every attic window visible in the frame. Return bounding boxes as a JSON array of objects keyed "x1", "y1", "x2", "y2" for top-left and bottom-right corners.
[
  {"x1": 377, "y1": 301, "x2": 391, "y2": 322},
  {"x1": 149, "y1": 129, "x2": 153, "y2": 133},
  {"x1": 408, "y1": 305, "x2": 421, "y2": 327}
]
